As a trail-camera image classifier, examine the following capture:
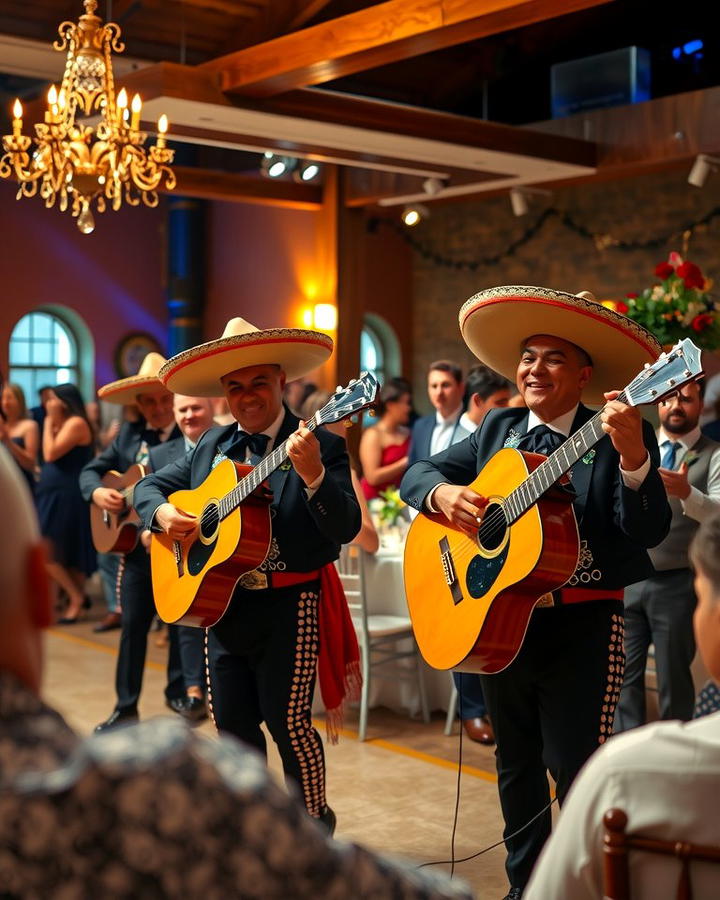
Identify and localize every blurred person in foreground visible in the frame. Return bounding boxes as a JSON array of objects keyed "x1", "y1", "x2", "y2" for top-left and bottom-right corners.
[
  {"x1": 525, "y1": 512, "x2": 720, "y2": 900},
  {"x1": 0, "y1": 447, "x2": 472, "y2": 899}
]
